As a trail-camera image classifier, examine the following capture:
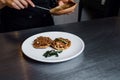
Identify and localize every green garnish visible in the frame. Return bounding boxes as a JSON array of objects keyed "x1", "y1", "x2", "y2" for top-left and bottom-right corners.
[
  {"x1": 43, "y1": 50, "x2": 63, "y2": 58},
  {"x1": 55, "y1": 38, "x2": 68, "y2": 44}
]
